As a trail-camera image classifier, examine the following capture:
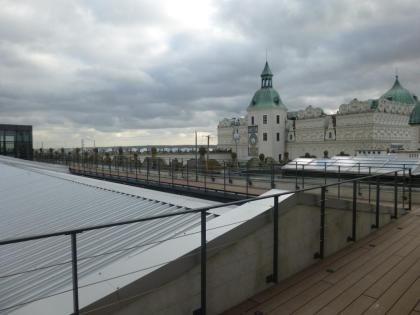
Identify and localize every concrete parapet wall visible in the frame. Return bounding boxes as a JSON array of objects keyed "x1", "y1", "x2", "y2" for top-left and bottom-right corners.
[{"x1": 83, "y1": 193, "x2": 402, "y2": 315}]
